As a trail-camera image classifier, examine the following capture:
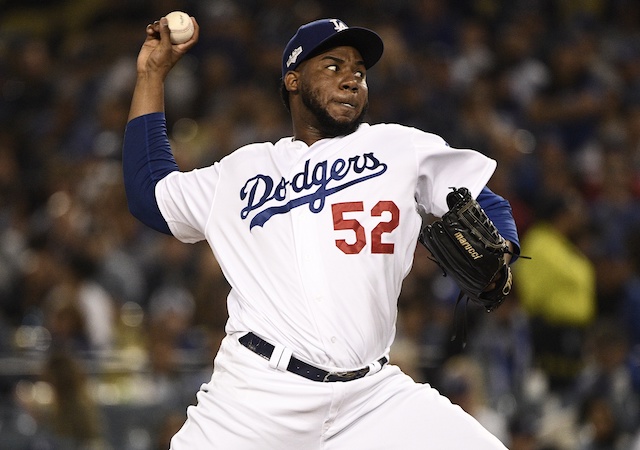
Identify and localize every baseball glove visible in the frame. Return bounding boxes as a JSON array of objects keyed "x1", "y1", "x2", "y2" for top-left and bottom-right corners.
[{"x1": 418, "y1": 187, "x2": 512, "y2": 313}]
